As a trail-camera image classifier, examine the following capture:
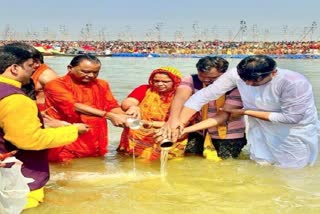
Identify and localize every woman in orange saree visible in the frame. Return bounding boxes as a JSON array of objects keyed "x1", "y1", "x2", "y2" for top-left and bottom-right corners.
[{"x1": 118, "y1": 67, "x2": 187, "y2": 161}]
